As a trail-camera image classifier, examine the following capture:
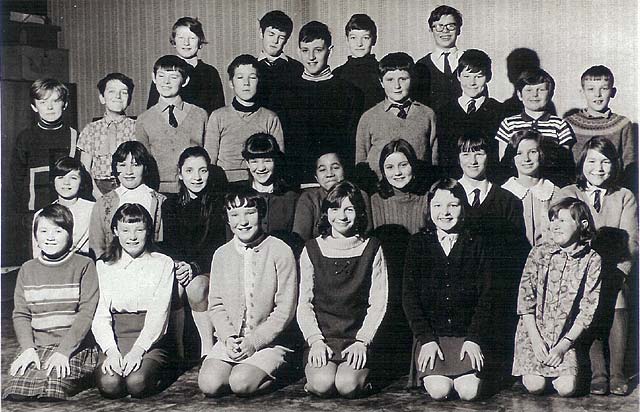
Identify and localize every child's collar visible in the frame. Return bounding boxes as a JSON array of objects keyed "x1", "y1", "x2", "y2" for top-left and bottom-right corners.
[
  {"x1": 38, "y1": 250, "x2": 74, "y2": 266},
  {"x1": 258, "y1": 51, "x2": 288, "y2": 63},
  {"x1": 37, "y1": 117, "x2": 64, "y2": 130},
  {"x1": 521, "y1": 109, "x2": 550, "y2": 122},
  {"x1": 158, "y1": 96, "x2": 184, "y2": 110},
  {"x1": 302, "y1": 66, "x2": 333, "y2": 82},
  {"x1": 582, "y1": 107, "x2": 612, "y2": 119}
]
